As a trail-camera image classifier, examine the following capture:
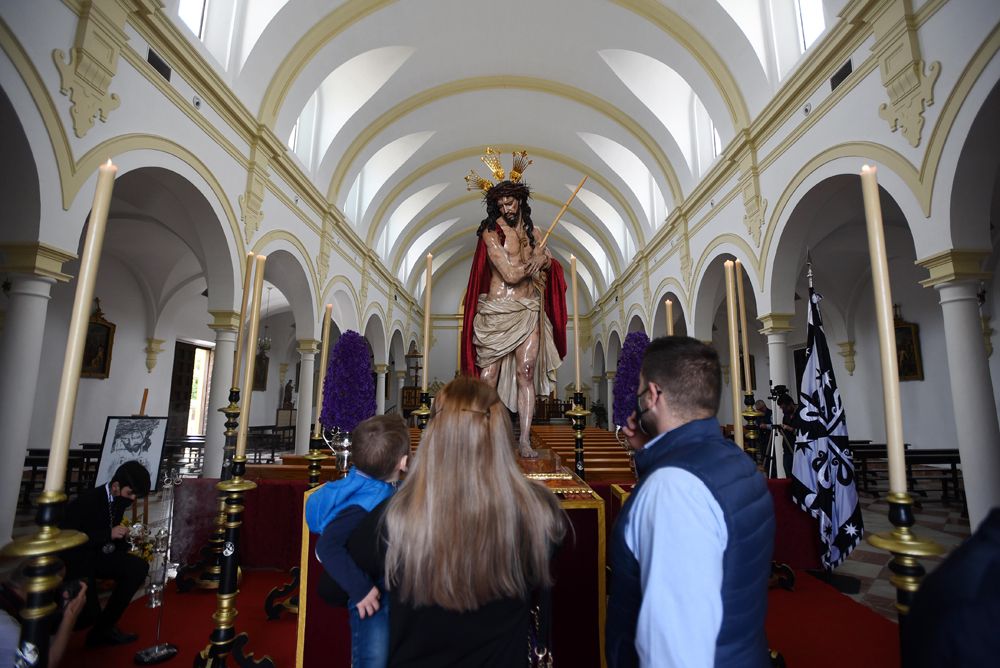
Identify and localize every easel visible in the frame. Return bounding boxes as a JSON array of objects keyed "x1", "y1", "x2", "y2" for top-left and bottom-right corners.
[{"x1": 129, "y1": 387, "x2": 151, "y2": 523}]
